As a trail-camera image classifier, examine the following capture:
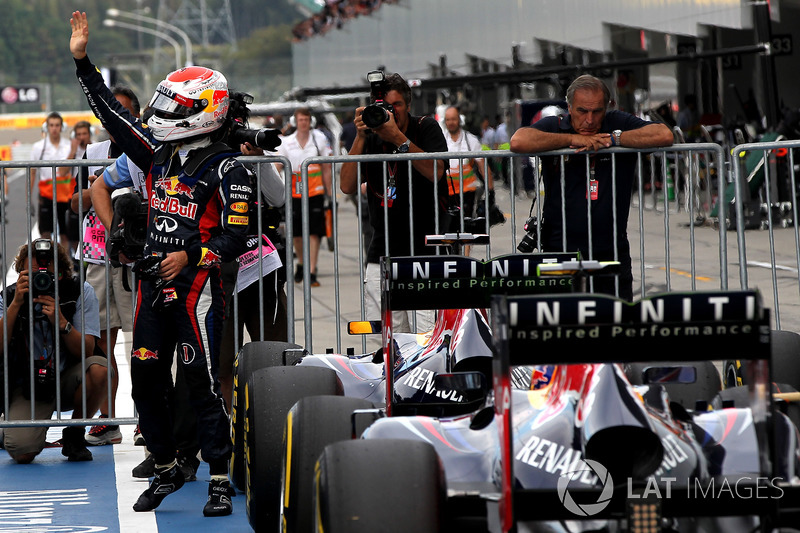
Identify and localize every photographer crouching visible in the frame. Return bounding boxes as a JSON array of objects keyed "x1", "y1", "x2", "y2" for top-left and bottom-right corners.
[{"x1": 0, "y1": 239, "x2": 106, "y2": 464}]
